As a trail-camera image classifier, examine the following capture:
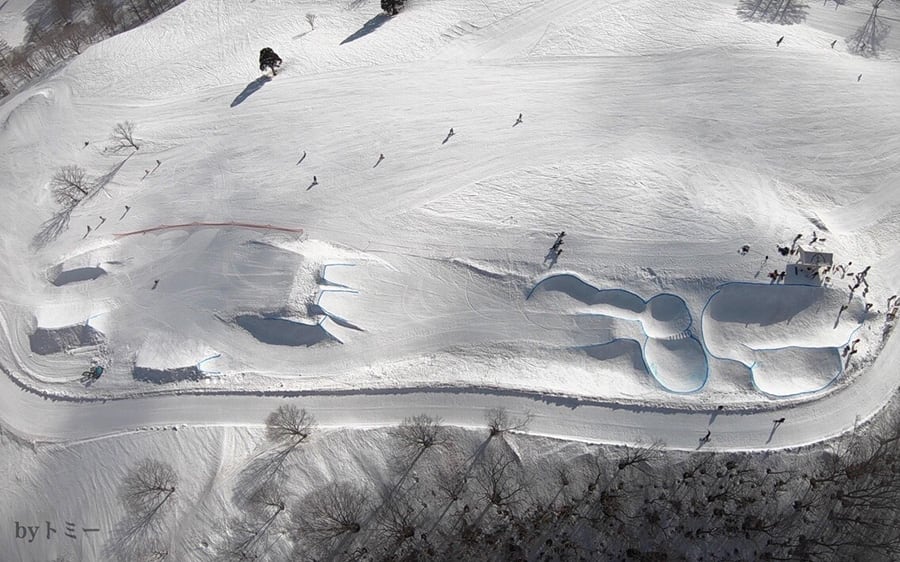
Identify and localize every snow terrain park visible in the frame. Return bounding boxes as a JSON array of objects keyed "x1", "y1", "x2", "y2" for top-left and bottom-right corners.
[{"x1": 1, "y1": 0, "x2": 900, "y2": 560}]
